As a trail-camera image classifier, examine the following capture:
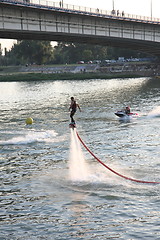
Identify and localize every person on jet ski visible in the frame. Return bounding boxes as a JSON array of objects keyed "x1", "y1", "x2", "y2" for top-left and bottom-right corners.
[{"x1": 125, "y1": 106, "x2": 130, "y2": 114}]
